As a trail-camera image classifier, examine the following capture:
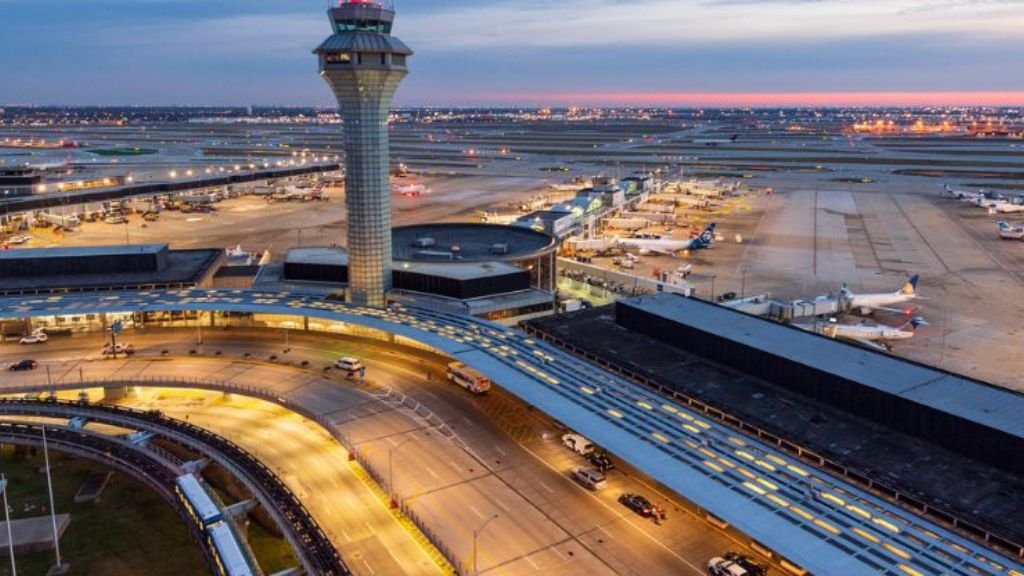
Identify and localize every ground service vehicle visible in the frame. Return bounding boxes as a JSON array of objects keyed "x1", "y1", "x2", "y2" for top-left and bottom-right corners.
[
  {"x1": 562, "y1": 433, "x2": 595, "y2": 455},
  {"x1": 570, "y1": 466, "x2": 607, "y2": 490},
  {"x1": 446, "y1": 362, "x2": 491, "y2": 394}
]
